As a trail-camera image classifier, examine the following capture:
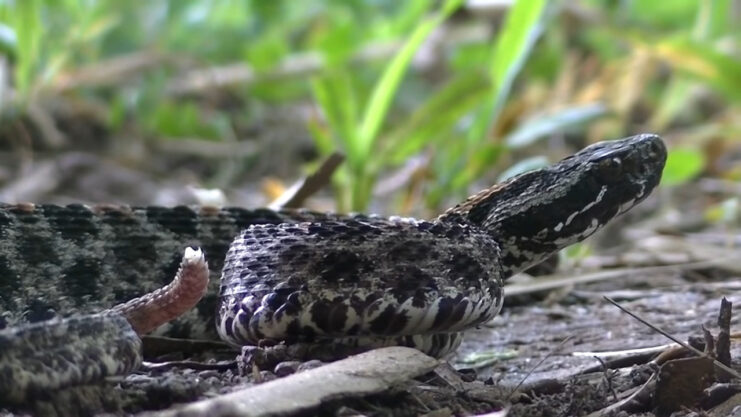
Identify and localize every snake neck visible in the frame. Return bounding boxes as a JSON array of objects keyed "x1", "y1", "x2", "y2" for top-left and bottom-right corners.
[{"x1": 438, "y1": 134, "x2": 667, "y2": 279}]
